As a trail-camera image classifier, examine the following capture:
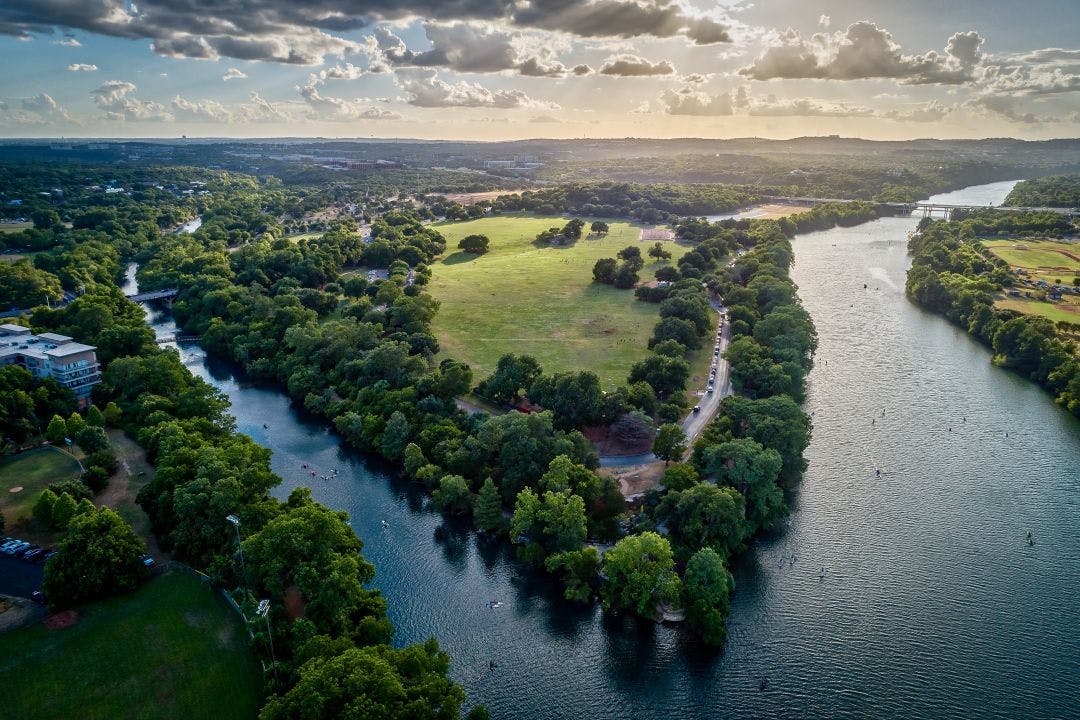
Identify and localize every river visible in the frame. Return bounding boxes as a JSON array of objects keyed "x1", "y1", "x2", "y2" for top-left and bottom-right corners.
[{"x1": 127, "y1": 179, "x2": 1080, "y2": 719}]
